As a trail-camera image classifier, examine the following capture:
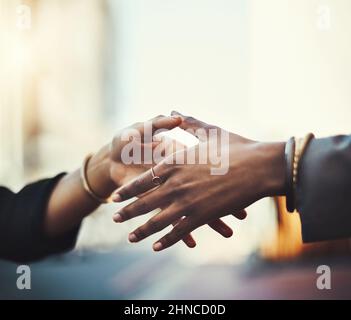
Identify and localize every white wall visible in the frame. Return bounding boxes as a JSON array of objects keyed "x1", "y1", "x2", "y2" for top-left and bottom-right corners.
[
  {"x1": 109, "y1": 0, "x2": 250, "y2": 134},
  {"x1": 0, "y1": 0, "x2": 25, "y2": 187},
  {"x1": 249, "y1": 0, "x2": 351, "y2": 139}
]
